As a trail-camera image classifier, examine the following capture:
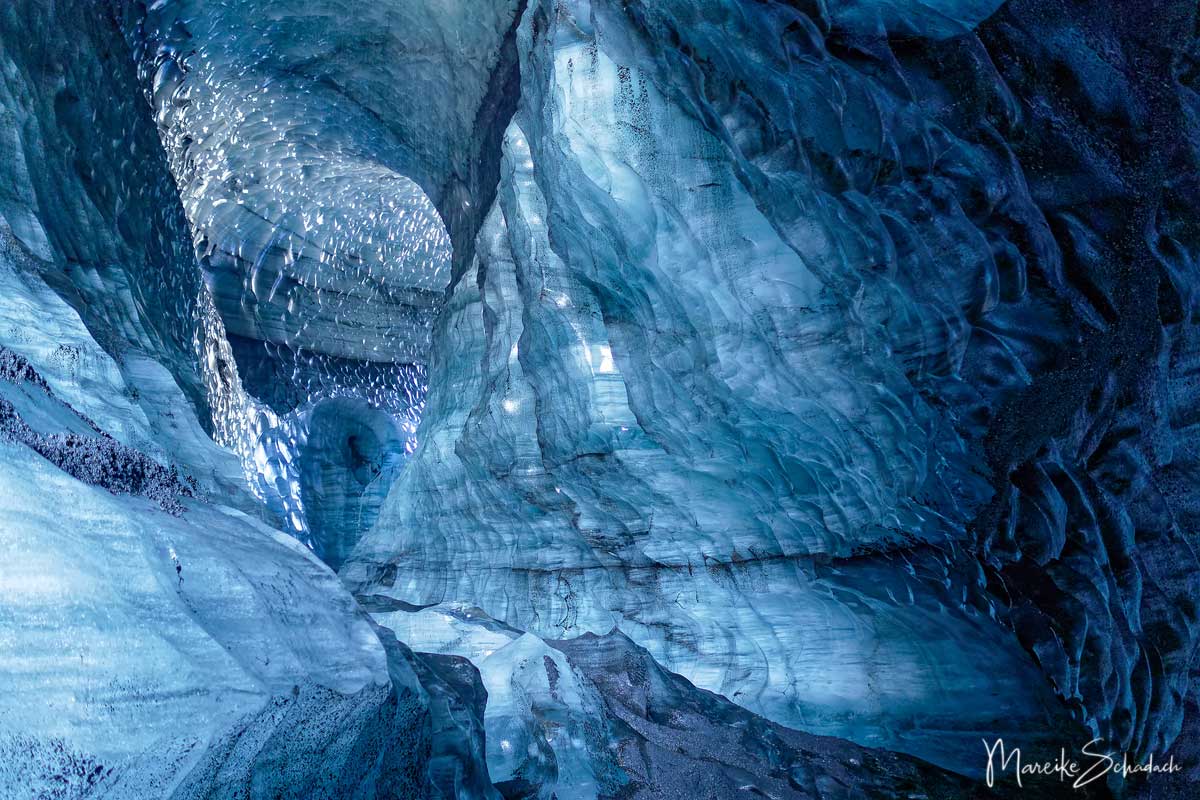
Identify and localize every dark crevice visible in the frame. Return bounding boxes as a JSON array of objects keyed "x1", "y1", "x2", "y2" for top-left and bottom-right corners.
[{"x1": 439, "y1": 0, "x2": 528, "y2": 291}]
